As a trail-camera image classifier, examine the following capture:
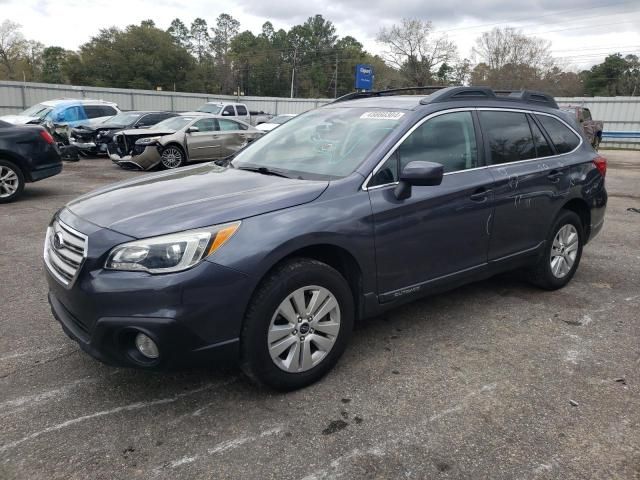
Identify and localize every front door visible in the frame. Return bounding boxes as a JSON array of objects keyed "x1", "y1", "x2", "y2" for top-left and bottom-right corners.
[
  {"x1": 186, "y1": 118, "x2": 219, "y2": 160},
  {"x1": 368, "y1": 110, "x2": 494, "y2": 299}
]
